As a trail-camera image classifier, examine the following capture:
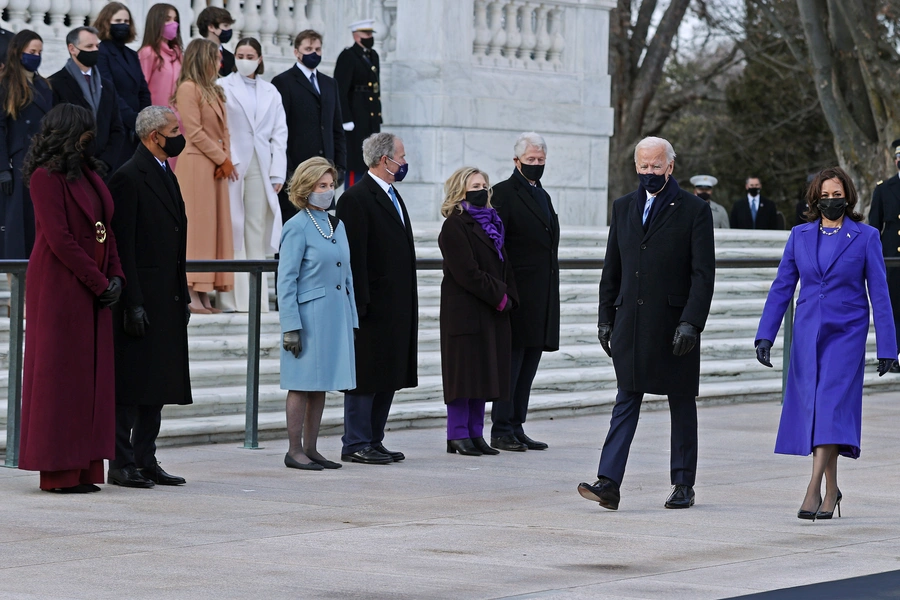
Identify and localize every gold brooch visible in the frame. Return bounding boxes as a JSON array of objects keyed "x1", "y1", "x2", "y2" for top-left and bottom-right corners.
[{"x1": 95, "y1": 221, "x2": 107, "y2": 243}]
